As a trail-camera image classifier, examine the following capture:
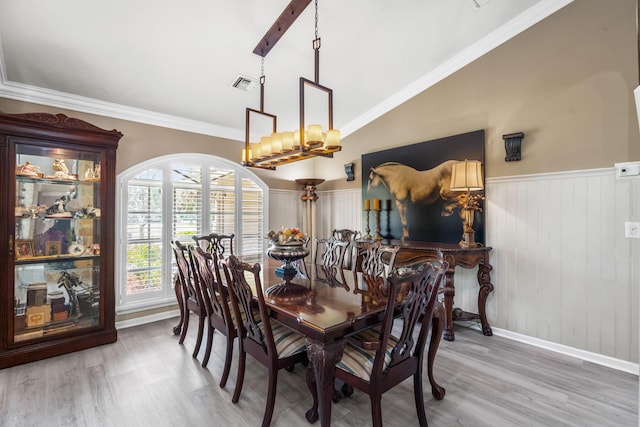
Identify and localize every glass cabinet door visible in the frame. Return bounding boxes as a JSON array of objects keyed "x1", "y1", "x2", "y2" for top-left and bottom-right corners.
[{"x1": 13, "y1": 143, "x2": 102, "y2": 343}]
